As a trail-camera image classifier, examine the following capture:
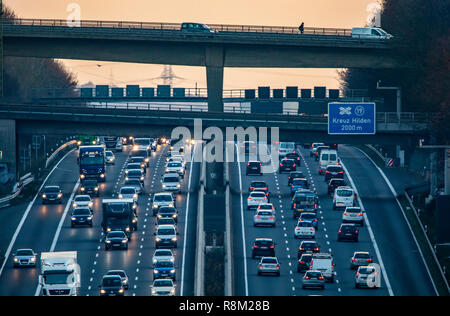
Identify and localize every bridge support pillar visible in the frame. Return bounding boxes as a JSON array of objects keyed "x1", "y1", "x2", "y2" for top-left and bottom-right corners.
[
  {"x1": 205, "y1": 46, "x2": 224, "y2": 112},
  {"x1": 0, "y1": 119, "x2": 17, "y2": 185}
]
